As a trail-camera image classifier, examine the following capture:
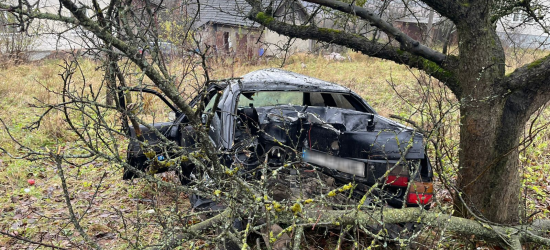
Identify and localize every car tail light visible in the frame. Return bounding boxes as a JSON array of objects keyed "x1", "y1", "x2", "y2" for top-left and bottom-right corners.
[
  {"x1": 385, "y1": 175, "x2": 409, "y2": 187},
  {"x1": 407, "y1": 193, "x2": 433, "y2": 205},
  {"x1": 407, "y1": 182, "x2": 434, "y2": 206}
]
